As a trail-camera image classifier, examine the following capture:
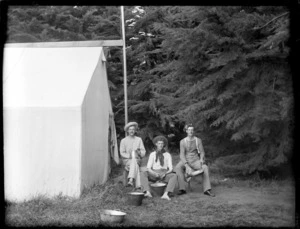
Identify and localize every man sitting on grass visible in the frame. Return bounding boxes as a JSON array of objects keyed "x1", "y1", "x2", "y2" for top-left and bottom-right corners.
[
  {"x1": 174, "y1": 123, "x2": 215, "y2": 197},
  {"x1": 141, "y1": 135, "x2": 177, "y2": 200}
]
